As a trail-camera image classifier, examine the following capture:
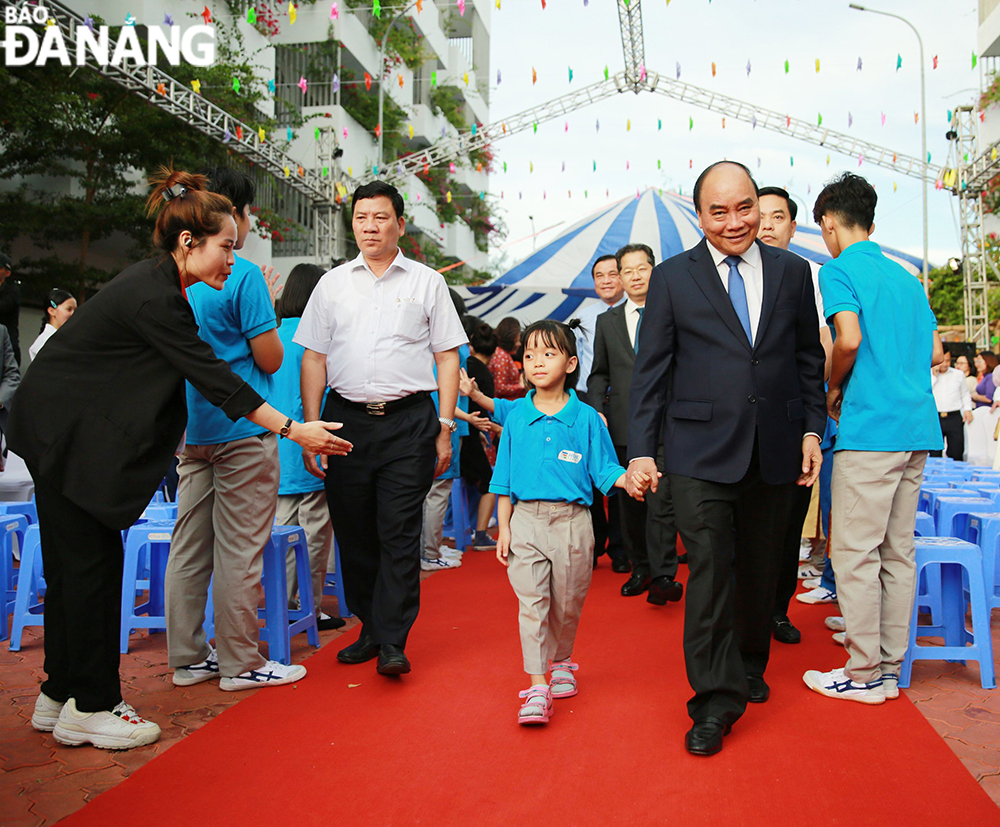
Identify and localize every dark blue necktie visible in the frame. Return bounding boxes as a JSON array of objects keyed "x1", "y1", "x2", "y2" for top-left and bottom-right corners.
[
  {"x1": 634, "y1": 306, "x2": 644, "y2": 353},
  {"x1": 724, "y1": 255, "x2": 753, "y2": 344}
]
